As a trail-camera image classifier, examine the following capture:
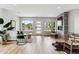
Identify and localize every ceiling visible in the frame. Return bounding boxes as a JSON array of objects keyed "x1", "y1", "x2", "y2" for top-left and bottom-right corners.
[{"x1": 0, "y1": 4, "x2": 79, "y2": 17}]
